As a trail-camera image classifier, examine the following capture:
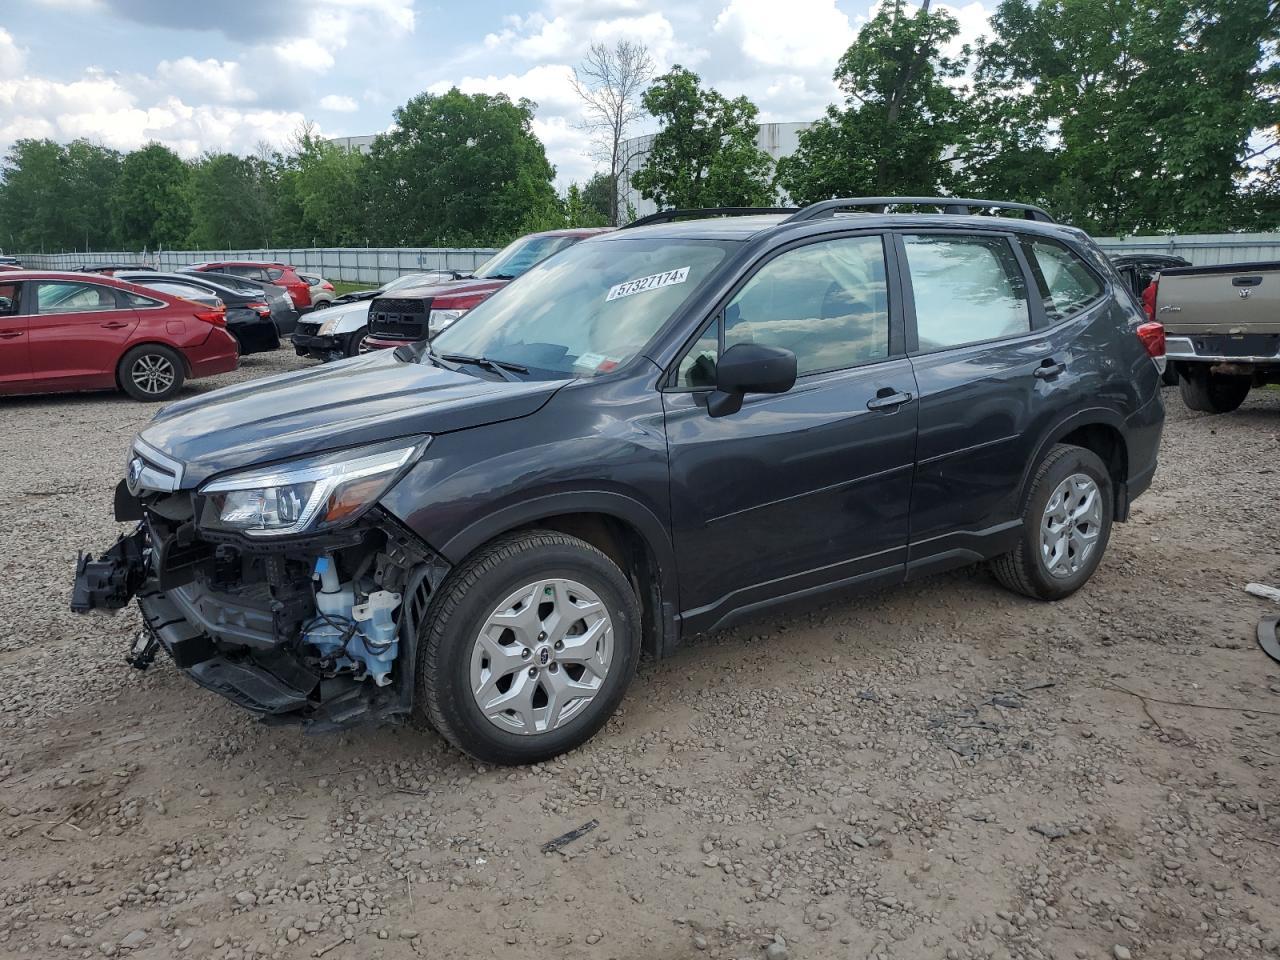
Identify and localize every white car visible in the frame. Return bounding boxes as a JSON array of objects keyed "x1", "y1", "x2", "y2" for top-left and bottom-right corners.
[
  {"x1": 300, "y1": 273, "x2": 337, "y2": 309},
  {"x1": 291, "y1": 273, "x2": 443, "y2": 360}
]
